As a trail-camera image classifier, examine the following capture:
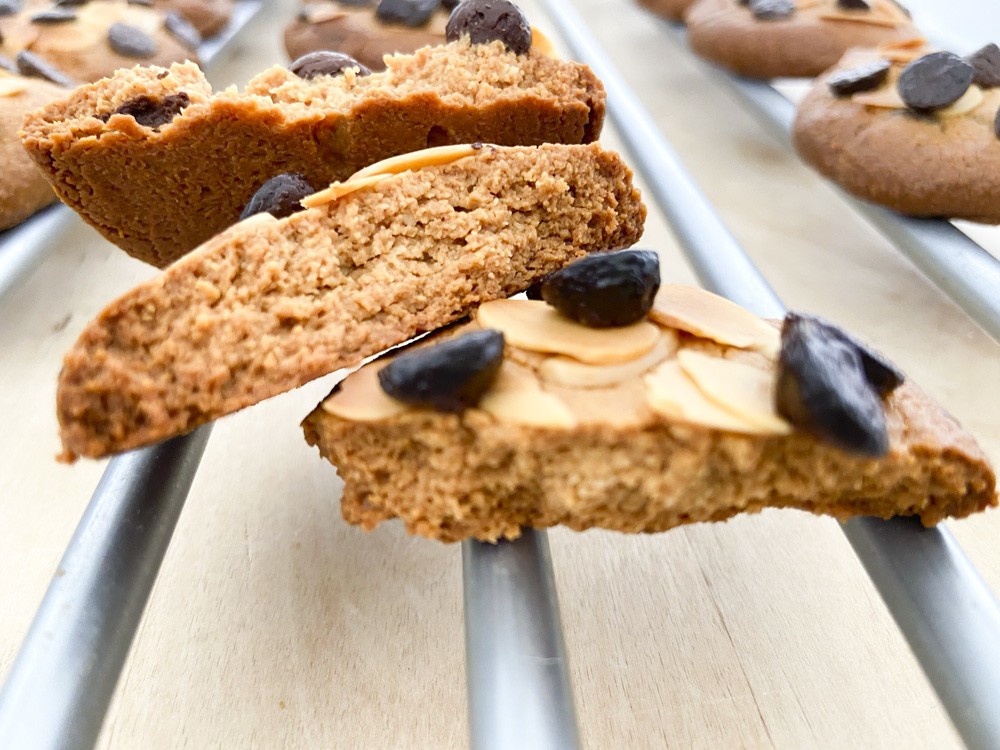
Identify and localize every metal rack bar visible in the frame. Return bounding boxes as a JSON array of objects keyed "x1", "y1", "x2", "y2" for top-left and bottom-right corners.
[
  {"x1": 0, "y1": 0, "x2": 264, "y2": 305},
  {"x1": 538, "y1": 0, "x2": 1000, "y2": 747},
  {"x1": 0, "y1": 427, "x2": 211, "y2": 750},
  {"x1": 464, "y1": 532, "x2": 581, "y2": 750}
]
